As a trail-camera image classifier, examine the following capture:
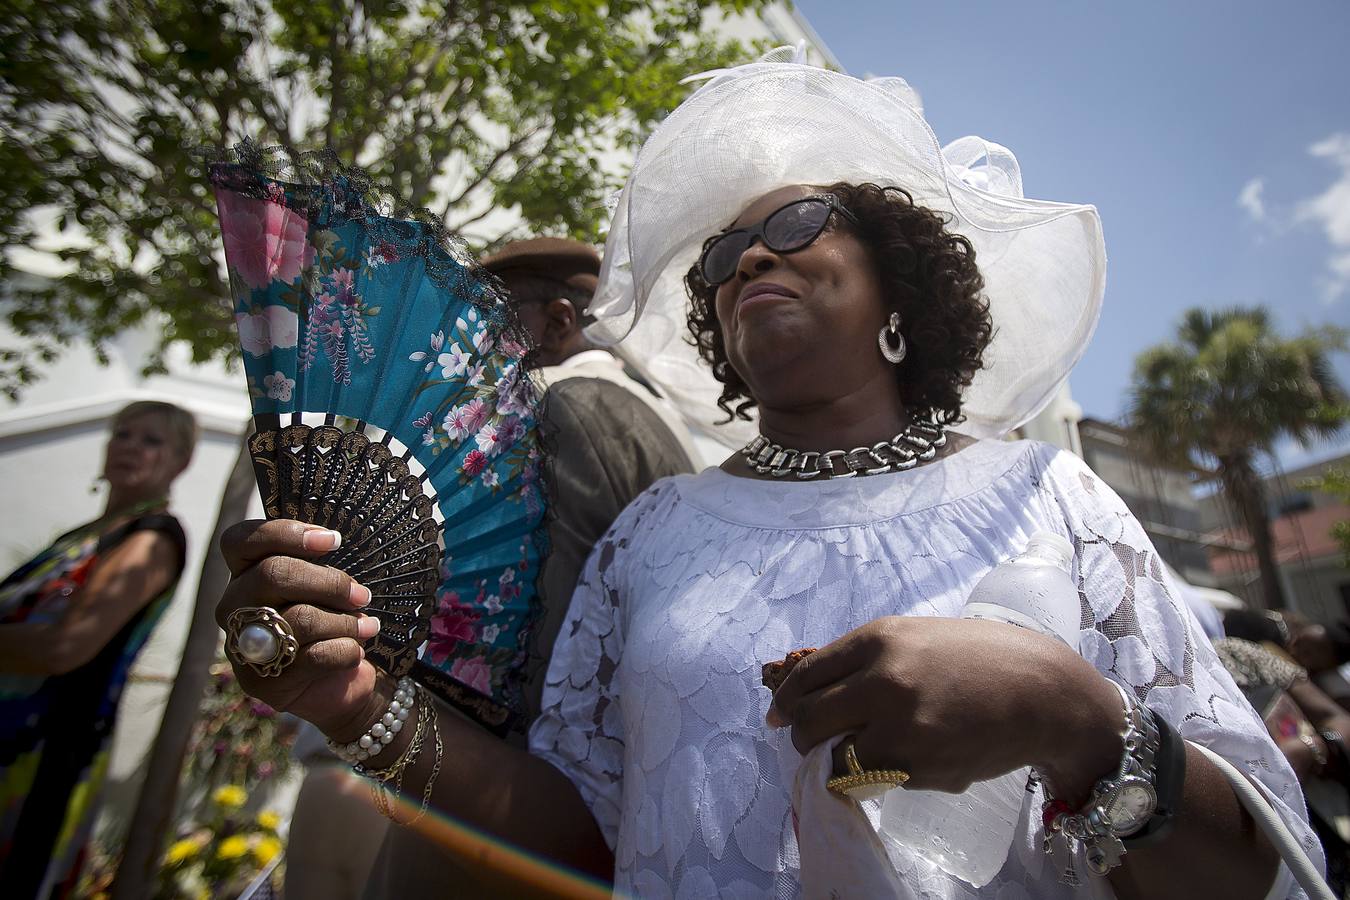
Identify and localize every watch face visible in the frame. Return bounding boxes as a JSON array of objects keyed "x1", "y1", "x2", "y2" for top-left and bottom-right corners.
[{"x1": 1106, "y1": 779, "x2": 1157, "y2": 834}]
